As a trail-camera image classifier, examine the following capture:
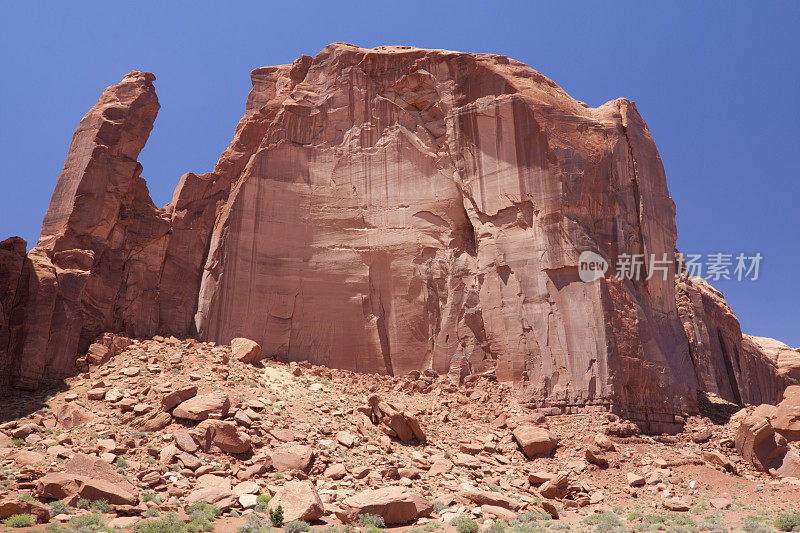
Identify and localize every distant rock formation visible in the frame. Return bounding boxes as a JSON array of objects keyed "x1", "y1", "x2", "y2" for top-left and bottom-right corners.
[{"x1": 1, "y1": 44, "x2": 795, "y2": 432}]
